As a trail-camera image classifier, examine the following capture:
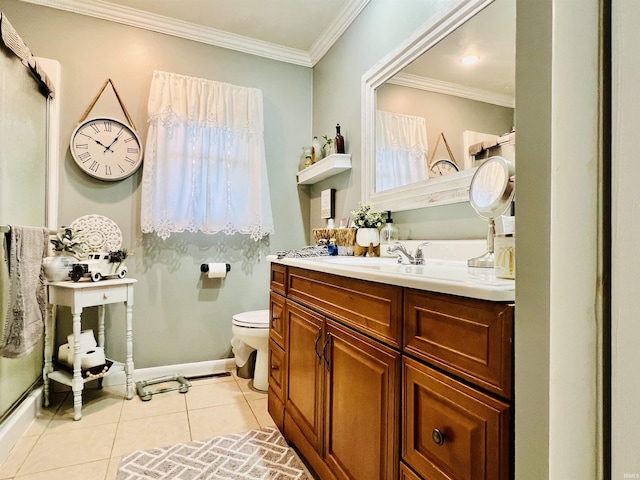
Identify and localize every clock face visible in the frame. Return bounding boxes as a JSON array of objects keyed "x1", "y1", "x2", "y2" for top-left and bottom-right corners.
[
  {"x1": 428, "y1": 159, "x2": 459, "y2": 178},
  {"x1": 70, "y1": 117, "x2": 143, "y2": 181}
]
